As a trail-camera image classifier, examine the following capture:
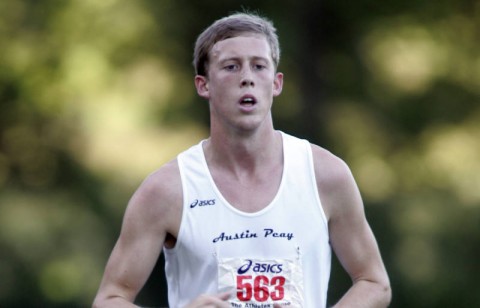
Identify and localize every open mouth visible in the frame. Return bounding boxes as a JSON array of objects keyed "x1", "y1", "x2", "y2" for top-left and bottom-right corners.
[{"x1": 240, "y1": 96, "x2": 256, "y2": 107}]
